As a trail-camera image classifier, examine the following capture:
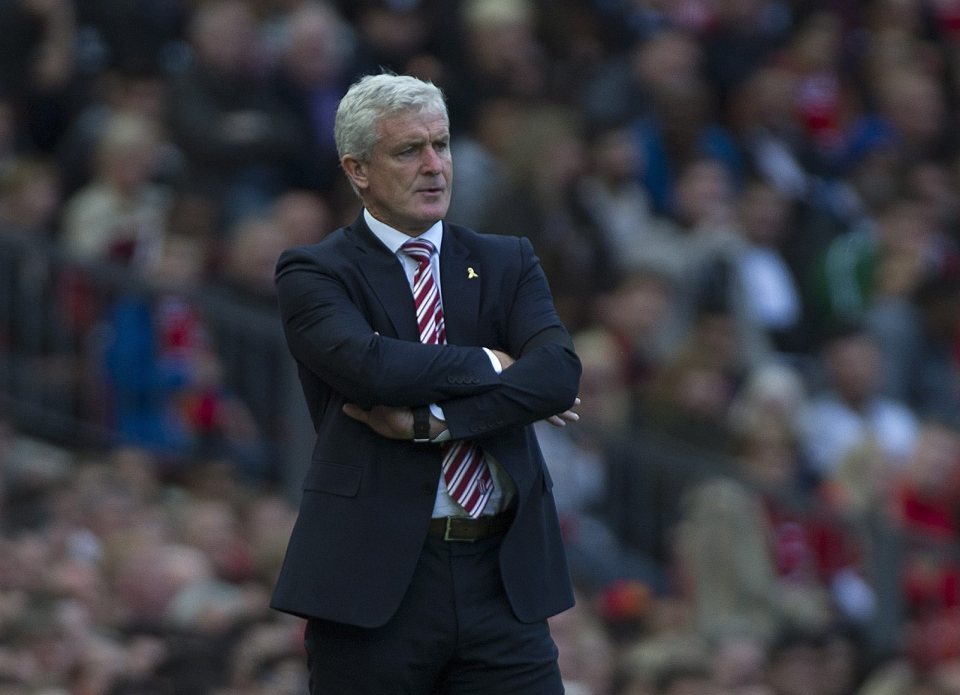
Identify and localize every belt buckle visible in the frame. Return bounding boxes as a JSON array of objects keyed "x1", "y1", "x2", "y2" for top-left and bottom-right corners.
[{"x1": 444, "y1": 516, "x2": 476, "y2": 542}]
